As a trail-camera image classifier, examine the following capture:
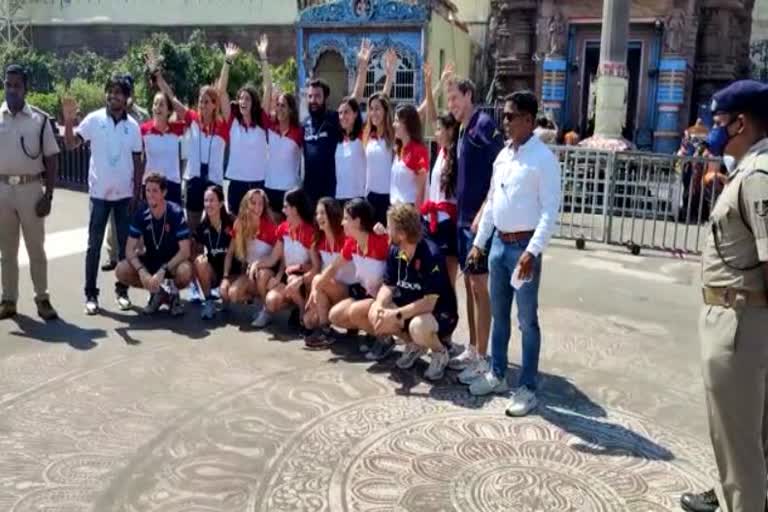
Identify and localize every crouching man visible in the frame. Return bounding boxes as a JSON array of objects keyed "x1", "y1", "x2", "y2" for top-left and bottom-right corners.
[
  {"x1": 115, "y1": 172, "x2": 193, "y2": 315},
  {"x1": 368, "y1": 203, "x2": 459, "y2": 380}
]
